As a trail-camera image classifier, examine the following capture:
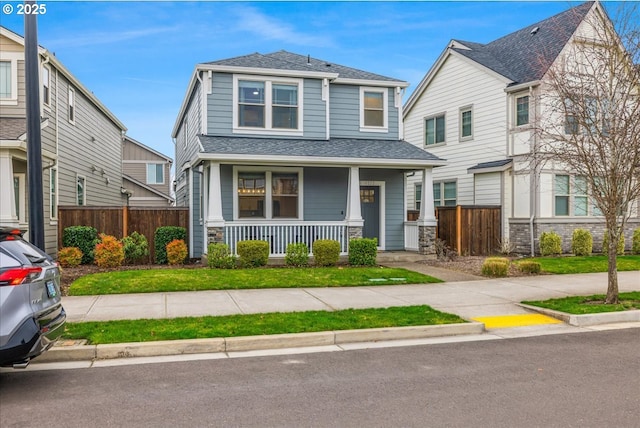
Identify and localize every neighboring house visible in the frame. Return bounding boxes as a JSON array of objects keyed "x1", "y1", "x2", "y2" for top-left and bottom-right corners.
[
  {"x1": 172, "y1": 50, "x2": 444, "y2": 259},
  {"x1": 122, "y1": 135, "x2": 174, "y2": 207},
  {"x1": 0, "y1": 27, "x2": 127, "y2": 255},
  {"x1": 403, "y1": 2, "x2": 639, "y2": 254}
]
